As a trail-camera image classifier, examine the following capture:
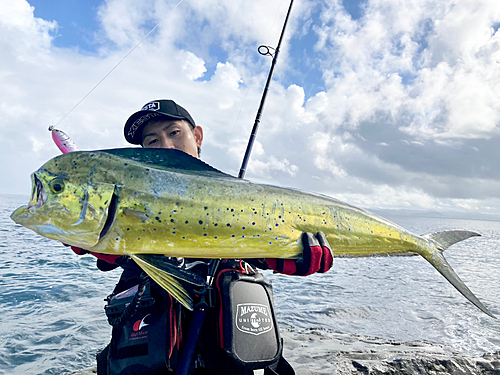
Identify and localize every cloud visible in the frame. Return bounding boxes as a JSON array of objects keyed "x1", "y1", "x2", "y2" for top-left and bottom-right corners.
[
  {"x1": 175, "y1": 50, "x2": 207, "y2": 80},
  {"x1": 315, "y1": 0, "x2": 500, "y2": 140},
  {"x1": 2, "y1": 0, "x2": 500, "y2": 219},
  {"x1": 283, "y1": 0, "x2": 500, "y2": 211}
]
